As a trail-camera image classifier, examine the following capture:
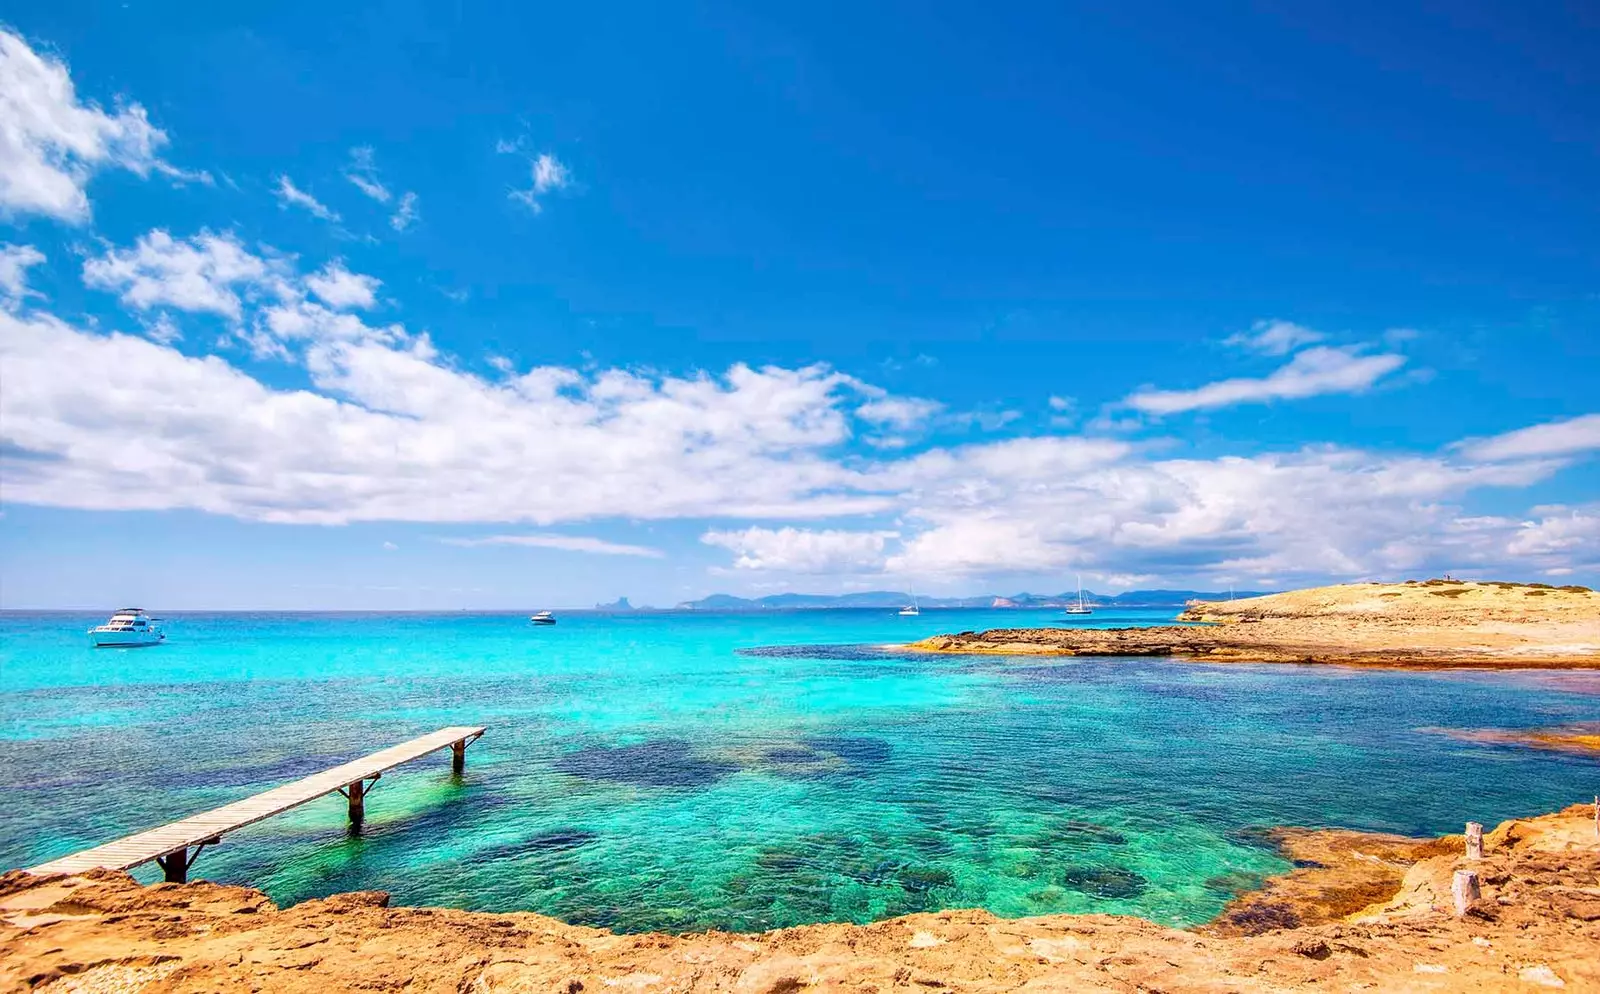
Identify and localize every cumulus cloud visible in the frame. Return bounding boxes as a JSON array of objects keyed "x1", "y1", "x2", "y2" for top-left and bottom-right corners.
[
  {"x1": 1458, "y1": 414, "x2": 1600, "y2": 462},
  {"x1": 1505, "y1": 504, "x2": 1600, "y2": 563},
  {"x1": 0, "y1": 30, "x2": 206, "y2": 223},
  {"x1": 305, "y1": 261, "x2": 380, "y2": 310},
  {"x1": 1224, "y1": 319, "x2": 1324, "y2": 355},
  {"x1": 702, "y1": 527, "x2": 899, "y2": 573},
  {"x1": 82, "y1": 230, "x2": 275, "y2": 319},
  {"x1": 1125, "y1": 345, "x2": 1406, "y2": 415},
  {"x1": 0, "y1": 305, "x2": 899, "y2": 525},
  {"x1": 879, "y1": 446, "x2": 1560, "y2": 582},
  {"x1": 0, "y1": 243, "x2": 46, "y2": 307},
  {"x1": 510, "y1": 153, "x2": 571, "y2": 211},
  {"x1": 441, "y1": 534, "x2": 664, "y2": 557},
  {"x1": 8, "y1": 249, "x2": 1600, "y2": 585},
  {"x1": 274, "y1": 175, "x2": 339, "y2": 222}
]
